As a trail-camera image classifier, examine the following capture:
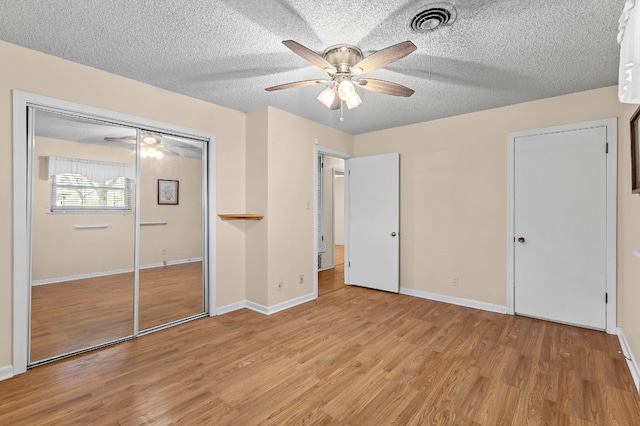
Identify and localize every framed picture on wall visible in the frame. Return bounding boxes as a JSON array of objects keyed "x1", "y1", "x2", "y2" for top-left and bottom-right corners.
[
  {"x1": 632, "y1": 105, "x2": 640, "y2": 193},
  {"x1": 158, "y1": 179, "x2": 179, "y2": 205}
]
